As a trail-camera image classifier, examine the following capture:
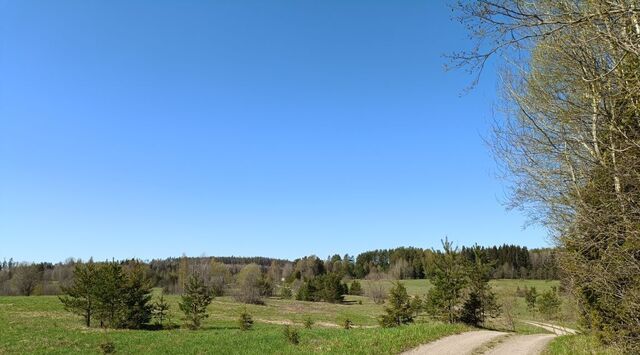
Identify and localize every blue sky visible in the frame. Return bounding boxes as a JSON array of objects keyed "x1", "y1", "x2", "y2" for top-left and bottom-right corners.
[{"x1": 0, "y1": 1, "x2": 546, "y2": 263}]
